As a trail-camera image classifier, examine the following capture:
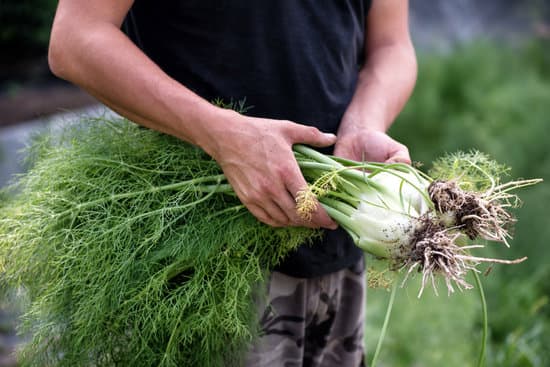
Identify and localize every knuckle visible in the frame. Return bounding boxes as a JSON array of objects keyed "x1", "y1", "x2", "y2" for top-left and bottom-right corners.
[
  {"x1": 243, "y1": 187, "x2": 263, "y2": 205},
  {"x1": 276, "y1": 163, "x2": 294, "y2": 179},
  {"x1": 247, "y1": 192, "x2": 263, "y2": 205},
  {"x1": 287, "y1": 124, "x2": 320, "y2": 142},
  {"x1": 304, "y1": 126, "x2": 319, "y2": 139},
  {"x1": 280, "y1": 120, "x2": 295, "y2": 133},
  {"x1": 256, "y1": 178, "x2": 274, "y2": 196},
  {"x1": 307, "y1": 126, "x2": 319, "y2": 134}
]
